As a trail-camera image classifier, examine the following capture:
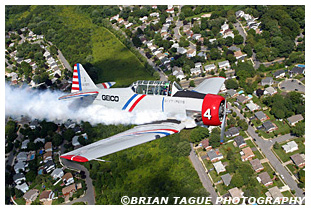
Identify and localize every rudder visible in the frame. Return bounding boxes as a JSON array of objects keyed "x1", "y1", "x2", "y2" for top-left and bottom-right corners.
[{"x1": 71, "y1": 63, "x2": 97, "y2": 93}]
